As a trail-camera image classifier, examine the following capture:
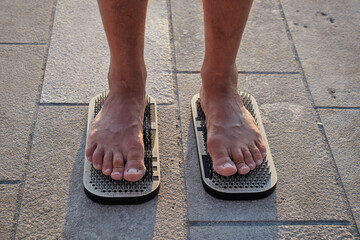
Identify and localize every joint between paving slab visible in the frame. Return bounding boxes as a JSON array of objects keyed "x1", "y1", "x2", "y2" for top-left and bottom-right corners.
[
  {"x1": 166, "y1": 0, "x2": 183, "y2": 163},
  {"x1": 315, "y1": 106, "x2": 360, "y2": 110},
  {"x1": 277, "y1": 0, "x2": 319, "y2": 112},
  {"x1": 0, "y1": 180, "x2": 21, "y2": 185},
  {"x1": 277, "y1": 0, "x2": 359, "y2": 235},
  {"x1": 189, "y1": 220, "x2": 350, "y2": 227},
  {"x1": 11, "y1": 1, "x2": 59, "y2": 239},
  {"x1": 157, "y1": 102, "x2": 176, "y2": 106},
  {"x1": 166, "y1": 0, "x2": 190, "y2": 238},
  {"x1": 39, "y1": 102, "x2": 89, "y2": 106},
  {"x1": 176, "y1": 70, "x2": 200, "y2": 74},
  {"x1": 0, "y1": 42, "x2": 47, "y2": 46},
  {"x1": 176, "y1": 70, "x2": 301, "y2": 75},
  {"x1": 238, "y1": 71, "x2": 300, "y2": 75}
]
